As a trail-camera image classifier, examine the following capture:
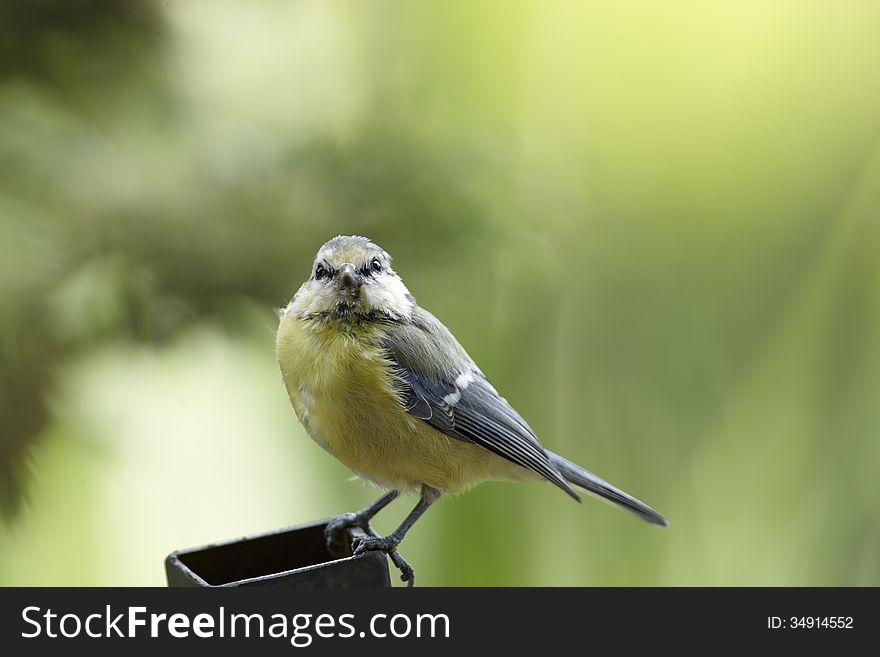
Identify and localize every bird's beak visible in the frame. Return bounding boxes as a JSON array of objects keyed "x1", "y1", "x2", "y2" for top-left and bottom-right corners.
[{"x1": 338, "y1": 264, "x2": 362, "y2": 291}]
